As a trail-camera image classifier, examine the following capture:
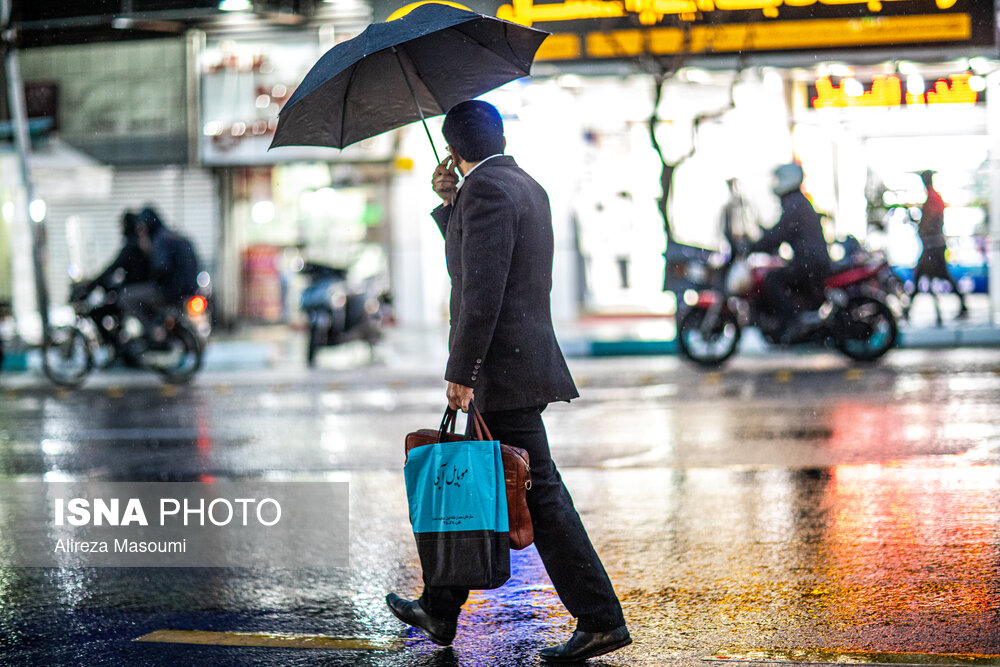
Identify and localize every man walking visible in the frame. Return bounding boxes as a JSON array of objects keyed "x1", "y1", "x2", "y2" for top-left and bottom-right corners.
[
  {"x1": 906, "y1": 170, "x2": 968, "y2": 324},
  {"x1": 386, "y1": 100, "x2": 630, "y2": 663}
]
